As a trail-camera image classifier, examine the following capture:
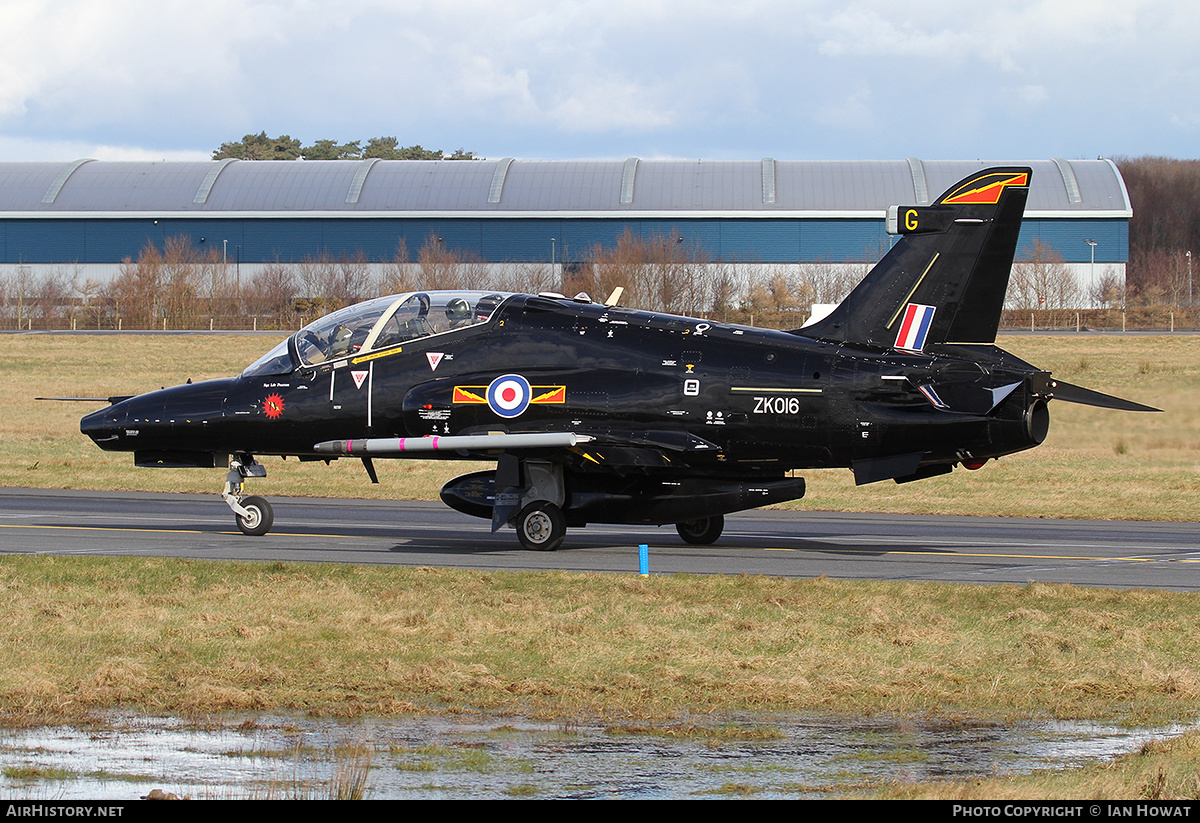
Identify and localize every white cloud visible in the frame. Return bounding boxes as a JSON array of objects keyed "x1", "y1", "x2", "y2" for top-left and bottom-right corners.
[
  {"x1": 549, "y1": 77, "x2": 676, "y2": 132},
  {"x1": 0, "y1": 134, "x2": 208, "y2": 162},
  {"x1": 814, "y1": 83, "x2": 876, "y2": 131},
  {"x1": 814, "y1": 8, "x2": 961, "y2": 59},
  {"x1": 1017, "y1": 85, "x2": 1049, "y2": 106},
  {"x1": 0, "y1": 1, "x2": 1199, "y2": 161}
]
